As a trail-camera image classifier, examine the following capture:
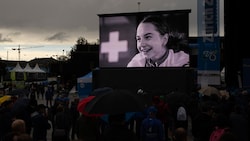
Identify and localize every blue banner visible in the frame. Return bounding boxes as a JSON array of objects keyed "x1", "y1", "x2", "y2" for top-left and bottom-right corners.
[
  {"x1": 197, "y1": 0, "x2": 220, "y2": 71},
  {"x1": 198, "y1": 37, "x2": 220, "y2": 70},
  {"x1": 197, "y1": 0, "x2": 221, "y2": 86}
]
